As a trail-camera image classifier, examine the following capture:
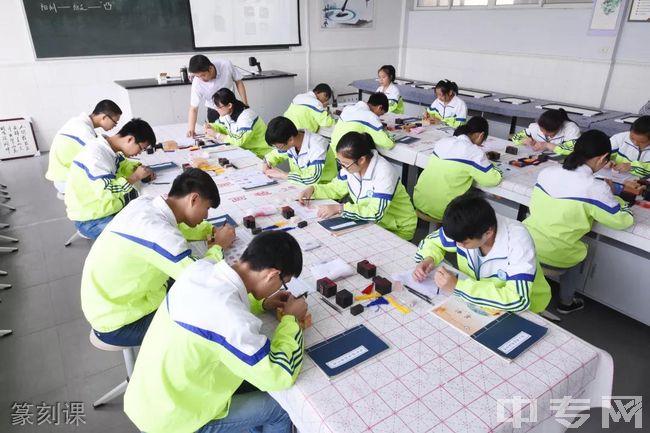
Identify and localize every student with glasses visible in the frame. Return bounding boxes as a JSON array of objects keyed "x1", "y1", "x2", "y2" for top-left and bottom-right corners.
[
  {"x1": 45, "y1": 100, "x2": 123, "y2": 196},
  {"x1": 298, "y1": 131, "x2": 417, "y2": 240},
  {"x1": 65, "y1": 118, "x2": 157, "y2": 239}
]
